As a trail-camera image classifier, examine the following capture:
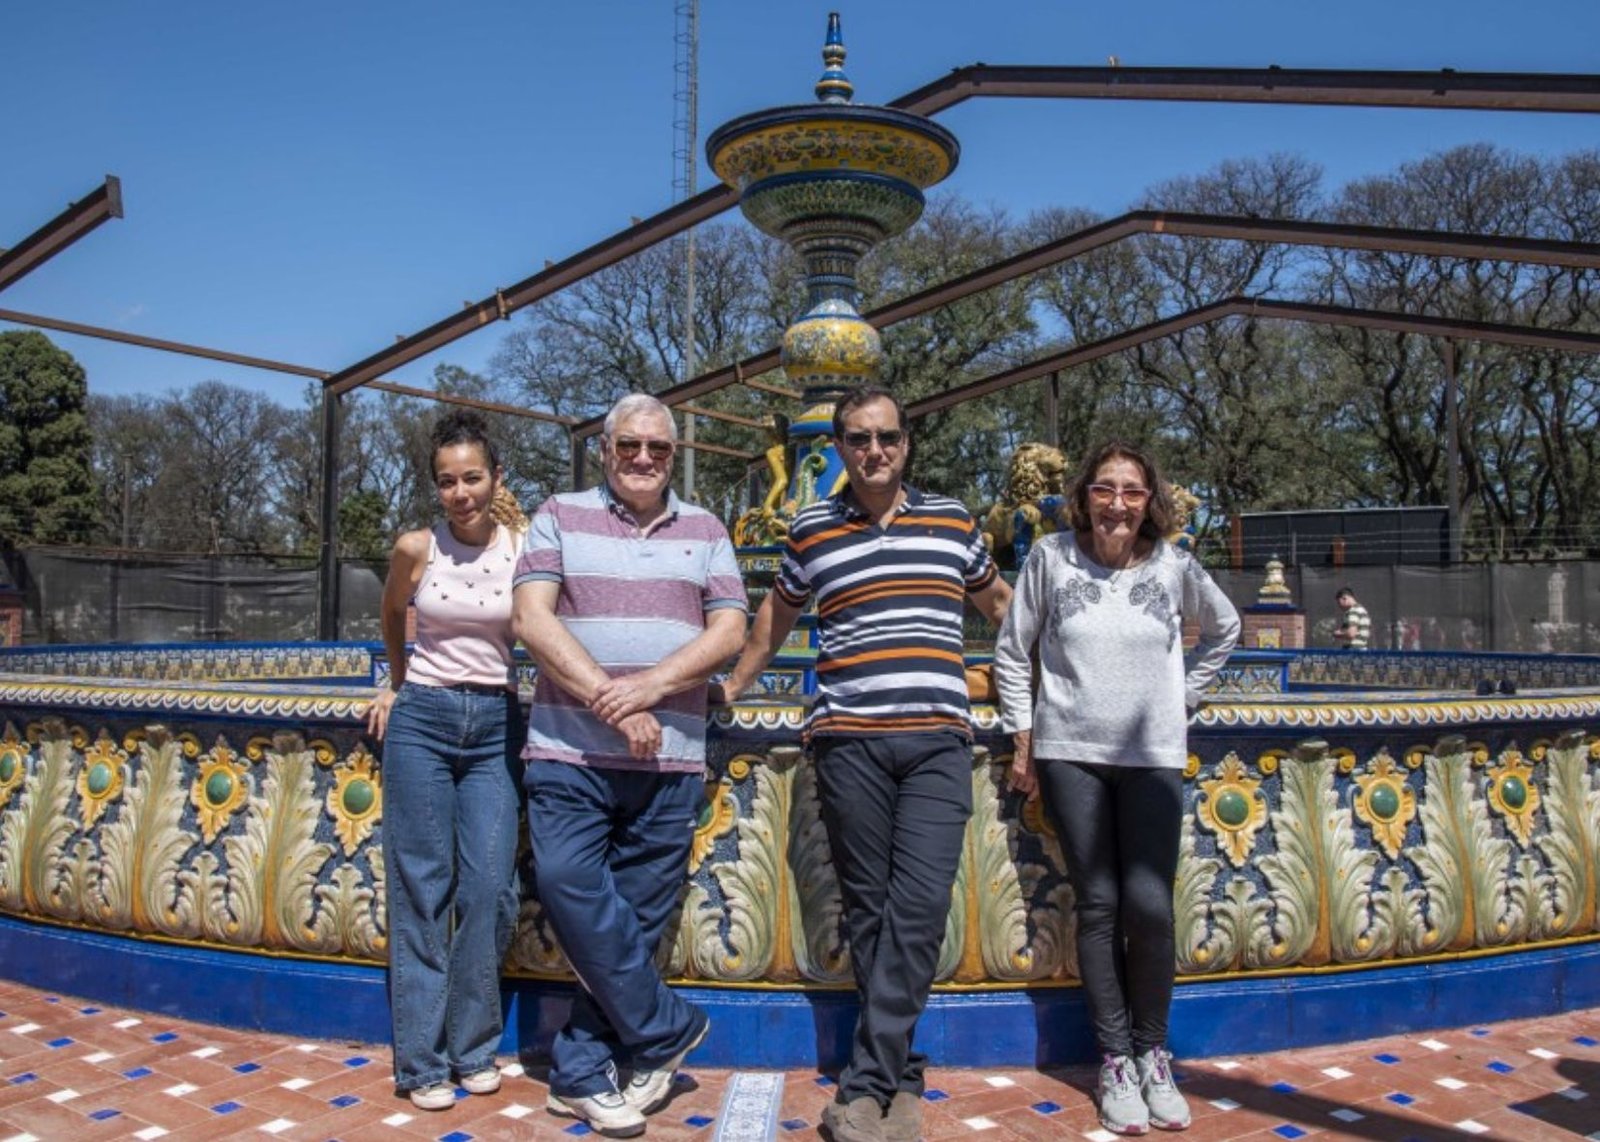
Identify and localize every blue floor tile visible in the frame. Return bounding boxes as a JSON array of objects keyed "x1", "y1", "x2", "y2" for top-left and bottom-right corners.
[
  {"x1": 1031, "y1": 1100, "x2": 1062, "y2": 1114},
  {"x1": 686, "y1": 1114, "x2": 714, "y2": 1126}
]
